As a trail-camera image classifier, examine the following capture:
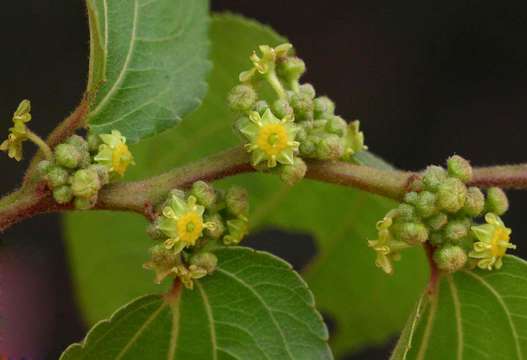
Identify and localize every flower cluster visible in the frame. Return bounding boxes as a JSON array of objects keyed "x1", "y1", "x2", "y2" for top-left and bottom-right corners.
[
  {"x1": 38, "y1": 130, "x2": 134, "y2": 209},
  {"x1": 145, "y1": 181, "x2": 249, "y2": 288},
  {"x1": 369, "y1": 155, "x2": 514, "y2": 274},
  {"x1": 229, "y1": 43, "x2": 367, "y2": 185},
  {"x1": 1, "y1": 99, "x2": 32, "y2": 161}
]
